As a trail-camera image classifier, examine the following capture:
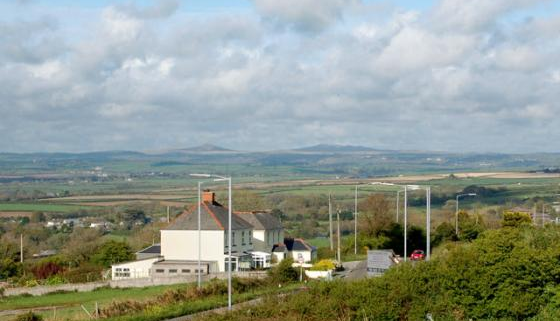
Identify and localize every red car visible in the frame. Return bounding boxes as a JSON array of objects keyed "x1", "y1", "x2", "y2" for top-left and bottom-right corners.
[{"x1": 410, "y1": 250, "x2": 425, "y2": 261}]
